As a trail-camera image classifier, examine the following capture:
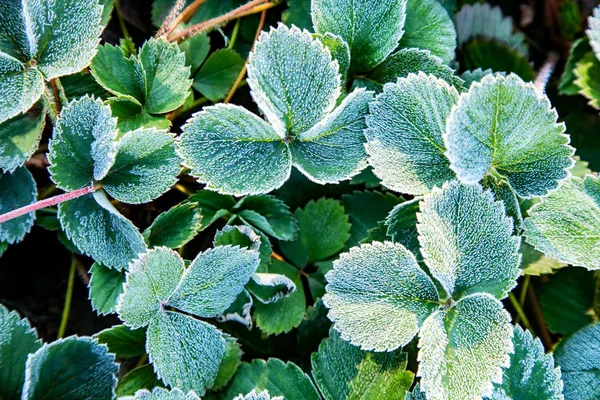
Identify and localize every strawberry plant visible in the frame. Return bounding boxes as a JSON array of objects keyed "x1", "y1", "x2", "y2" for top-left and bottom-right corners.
[{"x1": 1, "y1": 0, "x2": 599, "y2": 399}]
